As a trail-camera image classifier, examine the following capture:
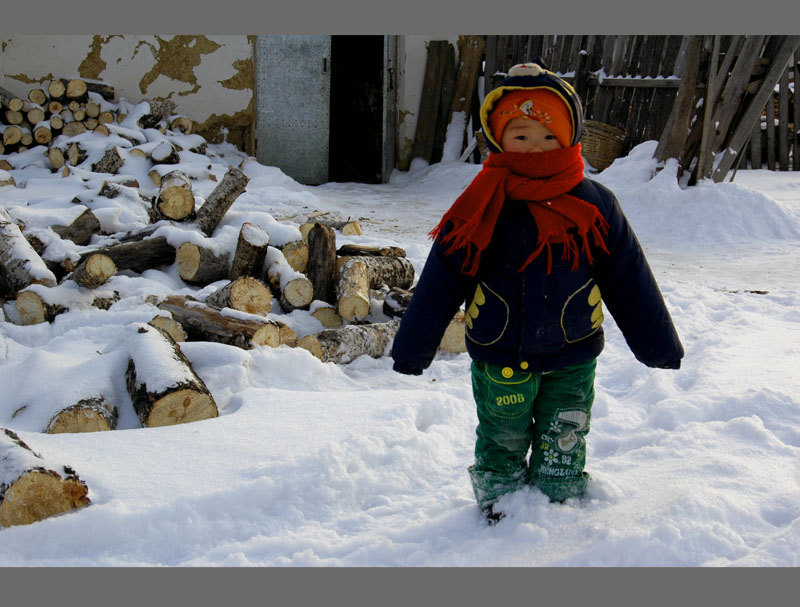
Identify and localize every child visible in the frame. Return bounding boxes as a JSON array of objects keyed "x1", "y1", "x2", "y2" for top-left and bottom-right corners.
[{"x1": 391, "y1": 61, "x2": 684, "y2": 524}]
